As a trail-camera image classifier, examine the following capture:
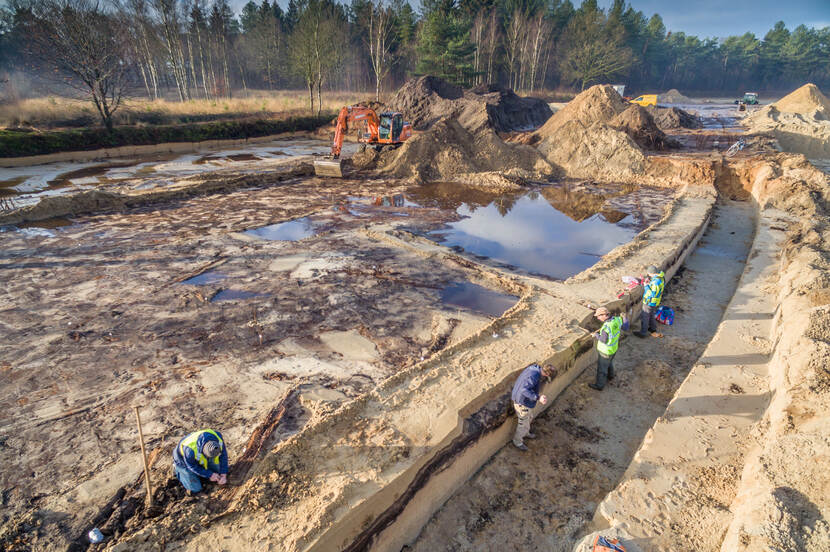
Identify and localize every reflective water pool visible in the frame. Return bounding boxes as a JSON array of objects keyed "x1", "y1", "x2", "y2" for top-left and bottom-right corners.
[
  {"x1": 423, "y1": 187, "x2": 671, "y2": 280},
  {"x1": 439, "y1": 281, "x2": 518, "y2": 317},
  {"x1": 244, "y1": 217, "x2": 318, "y2": 241}
]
